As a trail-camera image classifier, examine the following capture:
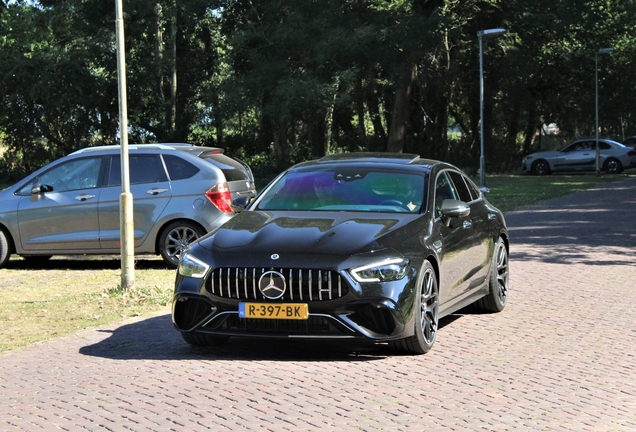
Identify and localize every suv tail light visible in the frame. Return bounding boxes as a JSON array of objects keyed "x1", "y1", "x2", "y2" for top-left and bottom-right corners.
[{"x1": 205, "y1": 182, "x2": 233, "y2": 213}]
